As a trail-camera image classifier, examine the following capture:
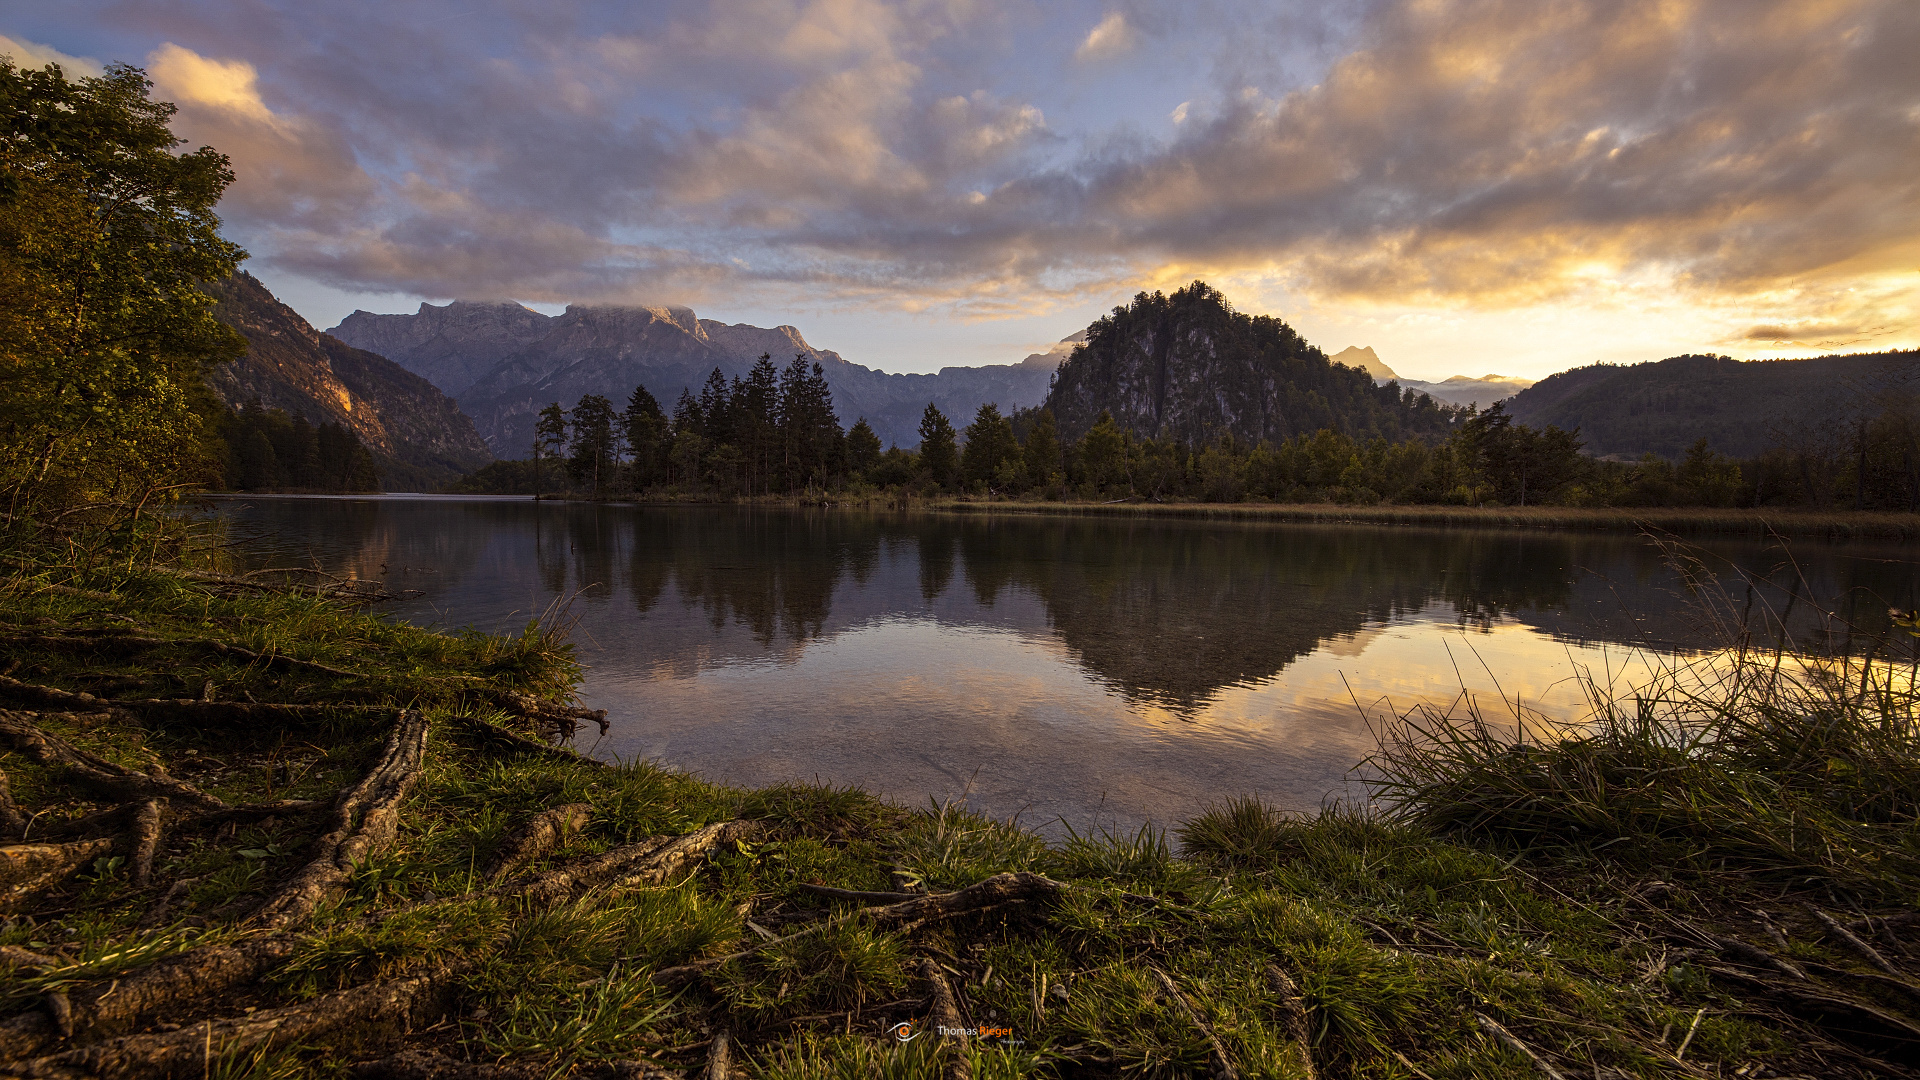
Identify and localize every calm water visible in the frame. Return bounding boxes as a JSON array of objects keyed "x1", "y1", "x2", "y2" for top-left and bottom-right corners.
[{"x1": 208, "y1": 497, "x2": 1918, "y2": 836}]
